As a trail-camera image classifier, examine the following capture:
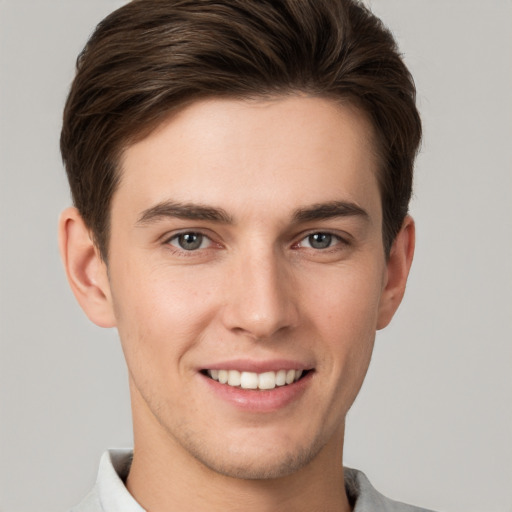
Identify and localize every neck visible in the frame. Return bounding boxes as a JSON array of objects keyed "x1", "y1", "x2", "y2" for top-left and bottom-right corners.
[{"x1": 127, "y1": 445, "x2": 350, "y2": 512}]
